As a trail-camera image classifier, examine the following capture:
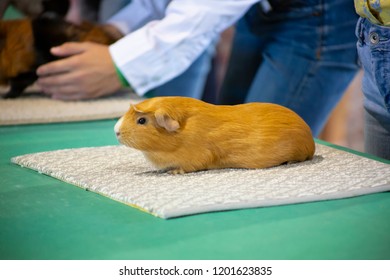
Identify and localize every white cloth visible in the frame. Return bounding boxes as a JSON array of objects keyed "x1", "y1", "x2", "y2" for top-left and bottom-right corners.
[
  {"x1": 108, "y1": 0, "x2": 260, "y2": 95},
  {"x1": 11, "y1": 144, "x2": 390, "y2": 219},
  {"x1": 107, "y1": 0, "x2": 169, "y2": 34}
]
